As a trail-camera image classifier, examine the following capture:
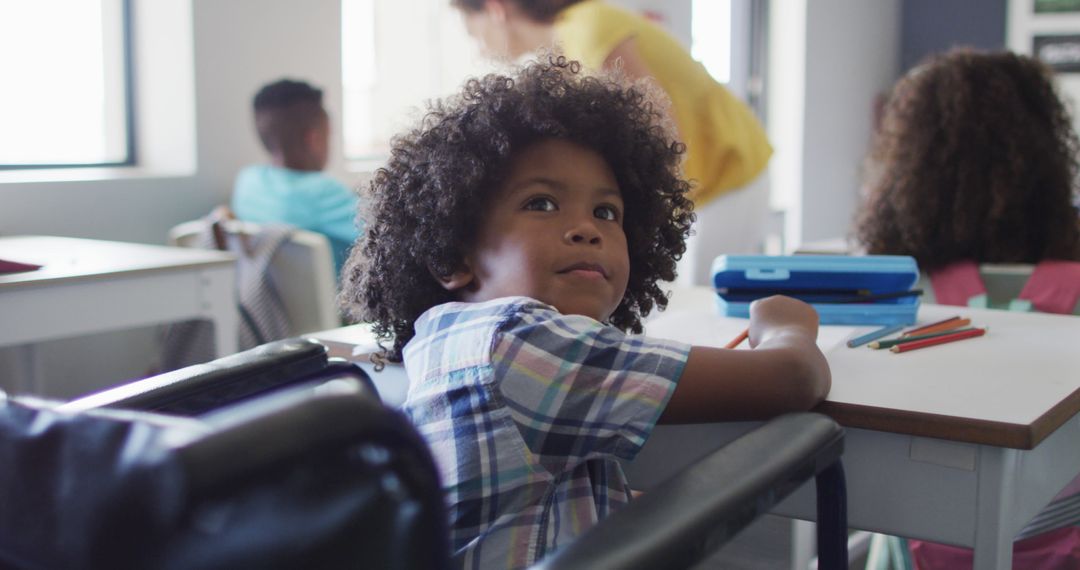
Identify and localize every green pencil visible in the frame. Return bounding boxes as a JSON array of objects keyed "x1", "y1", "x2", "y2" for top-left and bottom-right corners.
[{"x1": 868, "y1": 327, "x2": 977, "y2": 349}]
